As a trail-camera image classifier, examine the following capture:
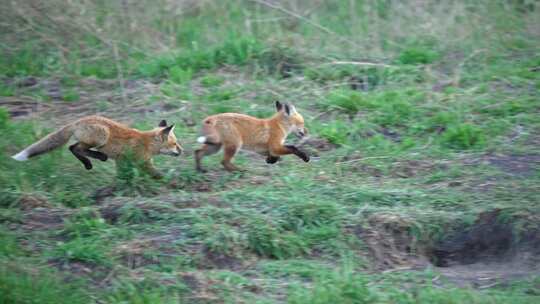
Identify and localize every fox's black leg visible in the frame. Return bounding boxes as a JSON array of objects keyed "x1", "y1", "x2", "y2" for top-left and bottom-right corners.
[
  {"x1": 266, "y1": 156, "x2": 280, "y2": 164},
  {"x1": 69, "y1": 143, "x2": 93, "y2": 170},
  {"x1": 85, "y1": 150, "x2": 108, "y2": 161},
  {"x1": 284, "y1": 145, "x2": 310, "y2": 162}
]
